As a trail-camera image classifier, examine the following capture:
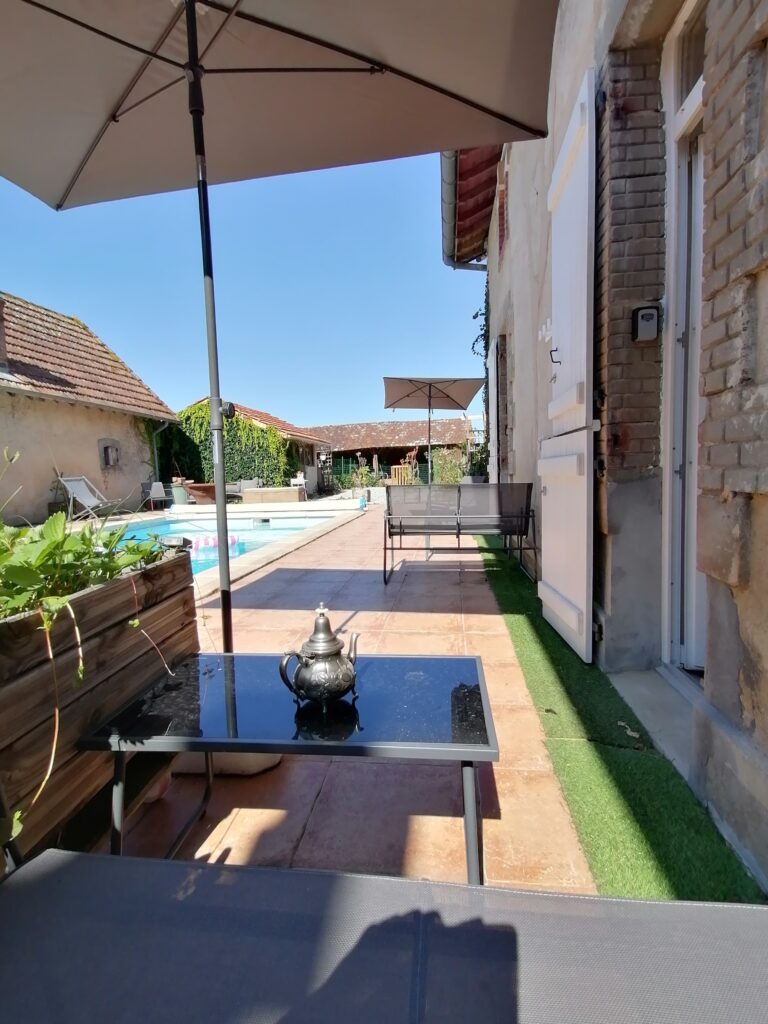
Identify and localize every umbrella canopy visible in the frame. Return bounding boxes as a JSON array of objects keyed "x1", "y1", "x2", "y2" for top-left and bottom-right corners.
[
  {"x1": 383, "y1": 377, "x2": 483, "y2": 482},
  {"x1": 383, "y1": 377, "x2": 484, "y2": 412},
  {"x1": 1, "y1": 2, "x2": 558, "y2": 647},
  {"x1": 2, "y1": 1, "x2": 558, "y2": 209}
]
